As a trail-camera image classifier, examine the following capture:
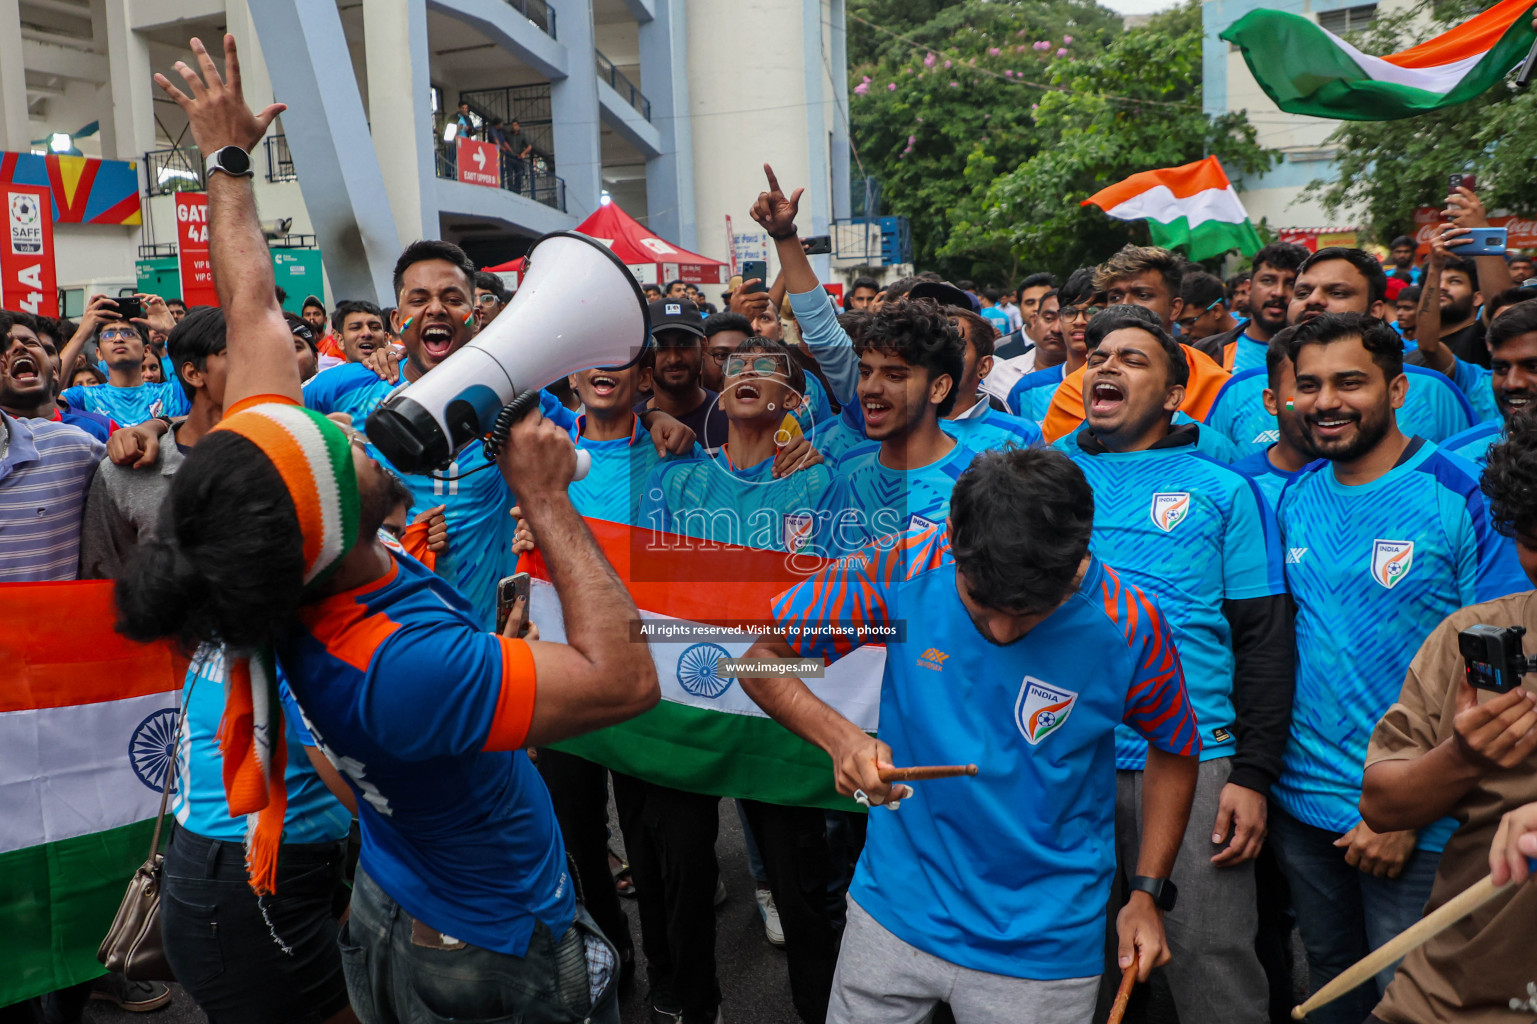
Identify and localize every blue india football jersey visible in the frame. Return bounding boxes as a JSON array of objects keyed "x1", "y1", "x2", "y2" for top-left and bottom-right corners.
[
  {"x1": 1225, "y1": 333, "x2": 1270, "y2": 375},
  {"x1": 172, "y1": 647, "x2": 351, "y2": 845},
  {"x1": 1451, "y1": 358, "x2": 1501, "y2": 424},
  {"x1": 640, "y1": 444, "x2": 840, "y2": 554},
  {"x1": 59, "y1": 381, "x2": 190, "y2": 426},
  {"x1": 1440, "y1": 419, "x2": 1504, "y2": 469},
  {"x1": 1066, "y1": 443, "x2": 1285, "y2": 769},
  {"x1": 1008, "y1": 364, "x2": 1066, "y2": 423},
  {"x1": 827, "y1": 437, "x2": 981, "y2": 551},
  {"x1": 772, "y1": 527, "x2": 1199, "y2": 979},
  {"x1": 941, "y1": 403, "x2": 1043, "y2": 452},
  {"x1": 567, "y1": 414, "x2": 691, "y2": 525},
  {"x1": 1274, "y1": 440, "x2": 1526, "y2": 846},
  {"x1": 1229, "y1": 446, "x2": 1303, "y2": 514},
  {"x1": 791, "y1": 373, "x2": 834, "y2": 434},
  {"x1": 276, "y1": 552, "x2": 573, "y2": 956},
  {"x1": 813, "y1": 416, "x2": 867, "y2": 468},
  {"x1": 302, "y1": 363, "x2": 577, "y2": 625},
  {"x1": 1205, "y1": 365, "x2": 1475, "y2": 456}
]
